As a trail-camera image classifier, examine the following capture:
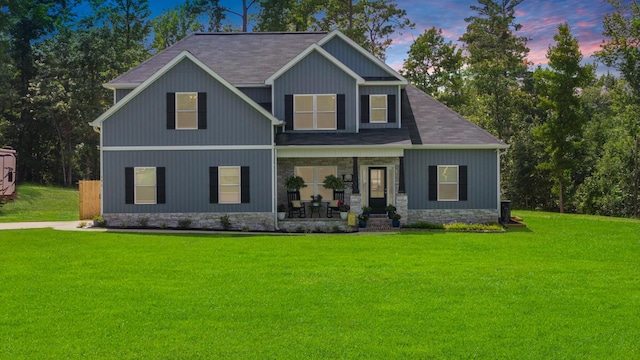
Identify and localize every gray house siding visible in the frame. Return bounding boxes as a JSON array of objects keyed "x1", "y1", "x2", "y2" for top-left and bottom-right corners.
[
  {"x1": 404, "y1": 149, "x2": 498, "y2": 210},
  {"x1": 359, "y1": 85, "x2": 400, "y2": 129},
  {"x1": 103, "y1": 59, "x2": 273, "y2": 147},
  {"x1": 239, "y1": 87, "x2": 272, "y2": 110},
  {"x1": 103, "y1": 149, "x2": 272, "y2": 214},
  {"x1": 321, "y1": 37, "x2": 391, "y2": 78},
  {"x1": 273, "y1": 50, "x2": 357, "y2": 132},
  {"x1": 115, "y1": 89, "x2": 133, "y2": 103}
]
